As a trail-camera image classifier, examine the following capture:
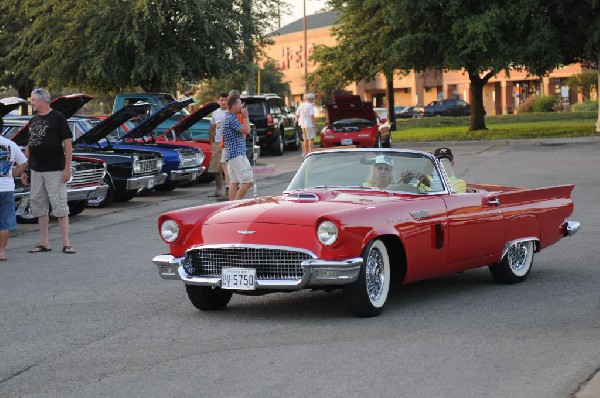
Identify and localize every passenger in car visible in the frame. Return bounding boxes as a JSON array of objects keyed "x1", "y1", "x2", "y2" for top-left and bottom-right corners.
[
  {"x1": 433, "y1": 147, "x2": 466, "y2": 193},
  {"x1": 364, "y1": 155, "x2": 394, "y2": 189}
]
